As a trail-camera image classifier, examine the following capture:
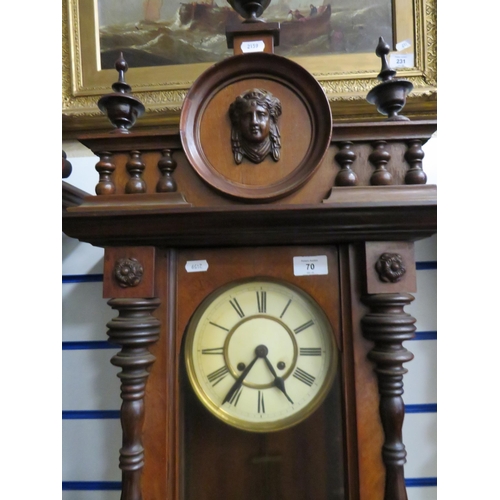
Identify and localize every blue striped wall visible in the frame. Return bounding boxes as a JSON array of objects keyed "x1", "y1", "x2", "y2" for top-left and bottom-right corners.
[{"x1": 62, "y1": 253, "x2": 437, "y2": 498}]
